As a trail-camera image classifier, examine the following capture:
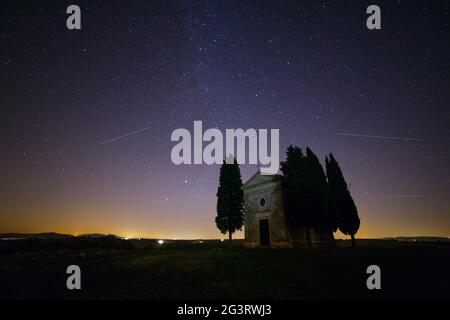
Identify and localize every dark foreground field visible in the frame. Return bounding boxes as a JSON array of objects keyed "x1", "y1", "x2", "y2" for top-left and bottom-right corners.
[{"x1": 0, "y1": 239, "x2": 449, "y2": 299}]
